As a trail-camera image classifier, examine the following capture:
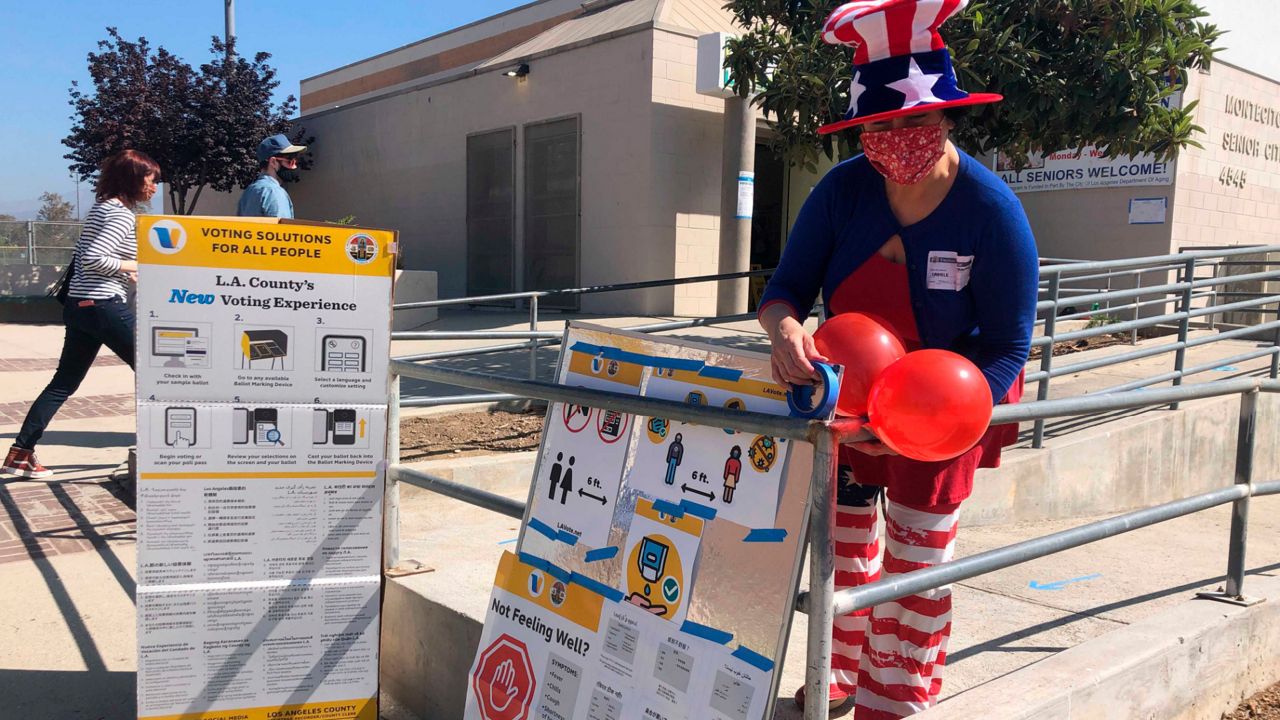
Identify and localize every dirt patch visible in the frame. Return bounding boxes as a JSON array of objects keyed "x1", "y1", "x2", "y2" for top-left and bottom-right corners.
[
  {"x1": 1226, "y1": 682, "x2": 1280, "y2": 720},
  {"x1": 1028, "y1": 332, "x2": 1132, "y2": 360},
  {"x1": 400, "y1": 409, "x2": 545, "y2": 461}
]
